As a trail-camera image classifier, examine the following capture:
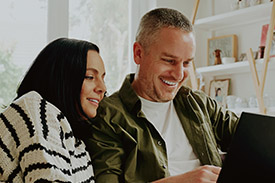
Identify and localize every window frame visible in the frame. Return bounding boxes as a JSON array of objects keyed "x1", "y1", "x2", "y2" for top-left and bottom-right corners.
[{"x1": 48, "y1": 0, "x2": 156, "y2": 72}]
